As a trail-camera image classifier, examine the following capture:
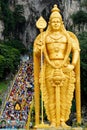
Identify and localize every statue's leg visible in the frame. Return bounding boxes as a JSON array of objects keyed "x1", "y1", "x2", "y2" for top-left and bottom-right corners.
[
  {"x1": 60, "y1": 71, "x2": 75, "y2": 128},
  {"x1": 64, "y1": 71, "x2": 75, "y2": 121},
  {"x1": 65, "y1": 84, "x2": 75, "y2": 121},
  {"x1": 46, "y1": 79, "x2": 56, "y2": 126},
  {"x1": 60, "y1": 77, "x2": 71, "y2": 128},
  {"x1": 60, "y1": 79, "x2": 67, "y2": 122}
]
